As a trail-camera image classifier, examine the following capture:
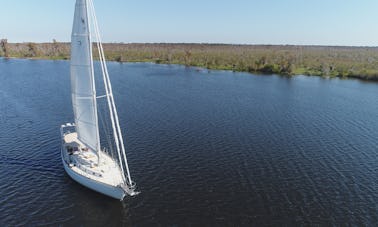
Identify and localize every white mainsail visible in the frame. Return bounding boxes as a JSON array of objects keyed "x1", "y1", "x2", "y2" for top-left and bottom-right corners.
[{"x1": 70, "y1": 0, "x2": 100, "y2": 153}]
